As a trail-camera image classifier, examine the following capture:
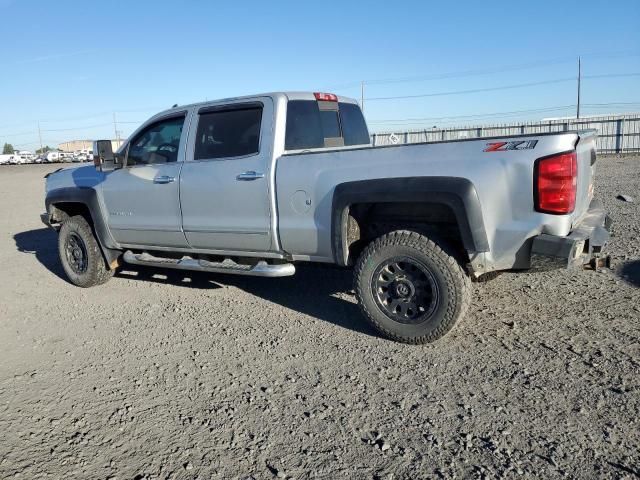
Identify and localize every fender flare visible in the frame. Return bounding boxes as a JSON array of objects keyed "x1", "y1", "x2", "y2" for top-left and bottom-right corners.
[
  {"x1": 331, "y1": 177, "x2": 490, "y2": 266},
  {"x1": 45, "y1": 187, "x2": 121, "y2": 265}
]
